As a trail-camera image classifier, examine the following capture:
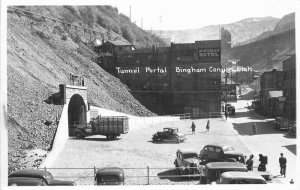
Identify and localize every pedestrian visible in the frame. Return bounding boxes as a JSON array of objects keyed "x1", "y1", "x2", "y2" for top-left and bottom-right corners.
[
  {"x1": 279, "y1": 153, "x2": 287, "y2": 177},
  {"x1": 246, "y1": 154, "x2": 254, "y2": 171},
  {"x1": 252, "y1": 123, "x2": 257, "y2": 134},
  {"x1": 225, "y1": 110, "x2": 228, "y2": 120},
  {"x1": 191, "y1": 122, "x2": 196, "y2": 134},
  {"x1": 206, "y1": 120, "x2": 210, "y2": 132}
]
